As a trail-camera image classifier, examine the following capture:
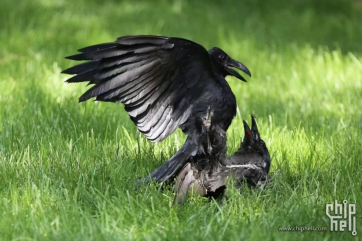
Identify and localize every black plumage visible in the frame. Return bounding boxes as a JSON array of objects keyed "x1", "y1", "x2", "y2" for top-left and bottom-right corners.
[
  {"x1": 62, "y1": 35, "x2": 251, "y2": 182},
  {"x1": 174, "y1": 114, "x2": 272, "y2": 204}
]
